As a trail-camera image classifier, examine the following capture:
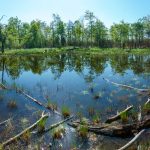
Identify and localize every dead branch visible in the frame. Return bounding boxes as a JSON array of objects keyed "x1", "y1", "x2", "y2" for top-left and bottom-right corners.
[
  {"x1": 103, "y1": 78, "x2": 150, "y2": 92},
  {"x1": 17, "y1": 89, "x2": 61, "y2": 116},
  {"x1": 1, "y1": 112, "x2": 49, "y2": 147},
  {"x1": 105, "y1": 105, "x2": 133, "y2": 124},
  {"x1": 118, "y1": 129, "x2": 145, "y2": 150},
  {"x1": 0, "y1": 118, "x2": 12, "y2": 126},
  {"x1": 43, "y1": 115, "x2": 74, "y2": 133}
]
